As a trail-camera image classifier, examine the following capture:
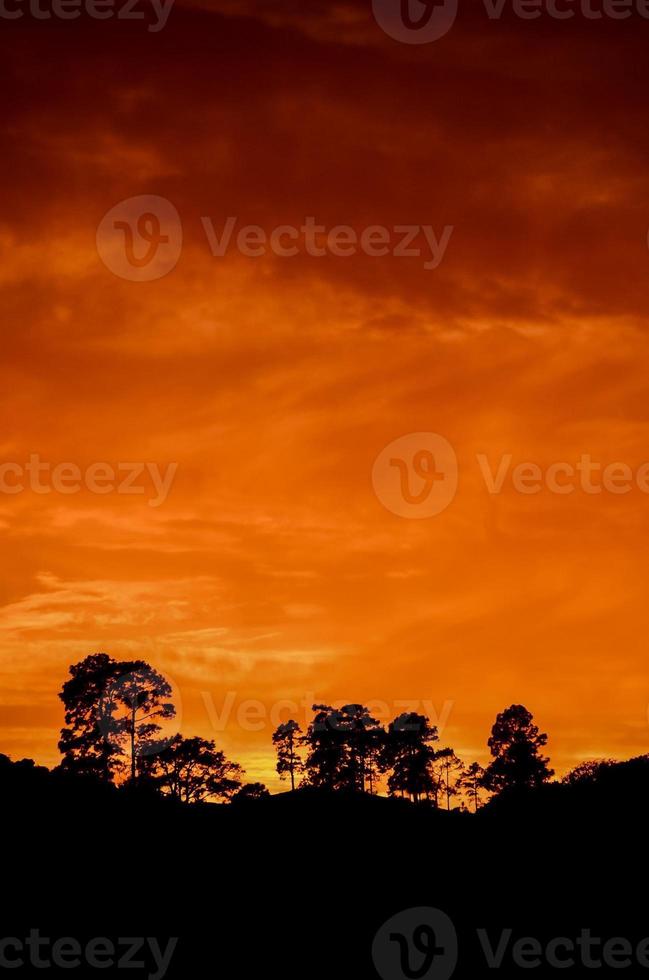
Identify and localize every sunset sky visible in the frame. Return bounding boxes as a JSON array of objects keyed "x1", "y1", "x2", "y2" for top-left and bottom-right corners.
[{"x1": 2, "y1": 0, "x2": 649, "y2": 790}]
